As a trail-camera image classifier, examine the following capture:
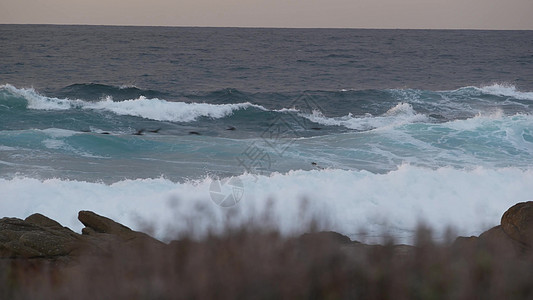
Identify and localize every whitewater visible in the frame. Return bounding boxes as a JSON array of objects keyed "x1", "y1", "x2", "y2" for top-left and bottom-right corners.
[
  {"x1": 2, "y1": 25, "x2": 533, "y2": 244},
  {"x1": 2, "y1": 83, "x2": 533, "y2": 242}
]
